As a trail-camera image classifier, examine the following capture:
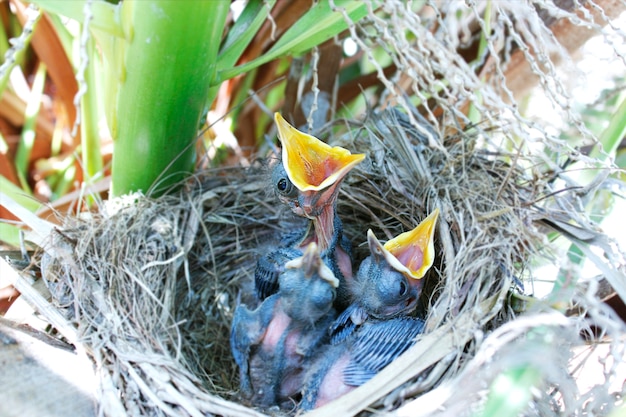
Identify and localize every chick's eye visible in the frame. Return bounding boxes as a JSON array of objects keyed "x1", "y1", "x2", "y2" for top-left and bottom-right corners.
[
  {"x1": 276, "y1": 176, "x2": 296, "y2": 197},
  {"x1": 277, "y1": 178, "x2": 289, "y2": 192},
  {"x1": 398, "y1": 279, "x2": 408, "y2": 297},
  {"x1": 271, "y1": 163, "x2": 297, "y2": 197}
]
